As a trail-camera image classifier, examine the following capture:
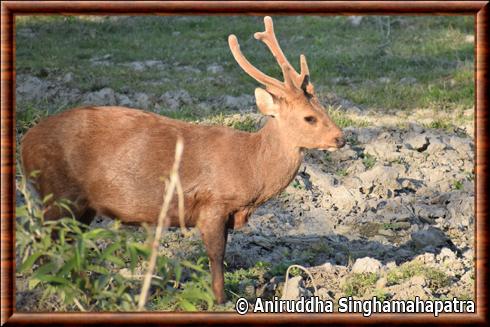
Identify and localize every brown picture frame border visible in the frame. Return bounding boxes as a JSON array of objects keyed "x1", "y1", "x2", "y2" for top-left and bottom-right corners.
[{"x1": 1, "y1": 1, "x2": 488, "y2": 325}]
